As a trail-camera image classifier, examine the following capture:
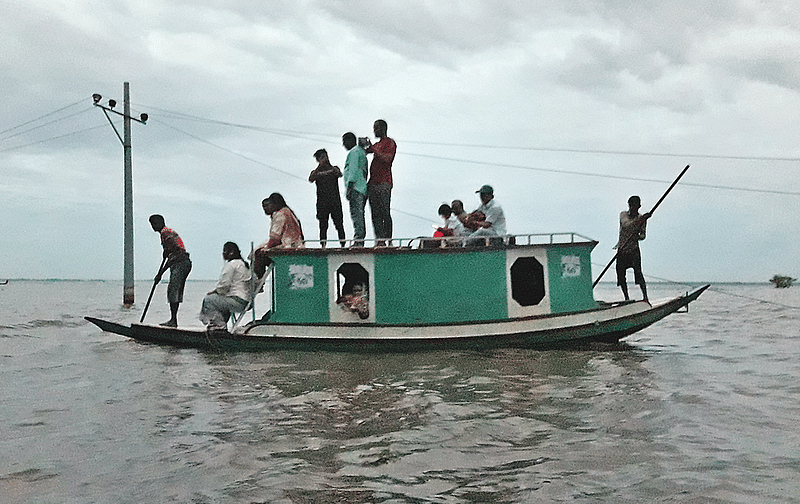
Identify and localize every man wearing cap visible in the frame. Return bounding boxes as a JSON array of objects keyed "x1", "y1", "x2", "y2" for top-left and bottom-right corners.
[
  {"x1": 468, "y1": 185, "x2": 506, "y2": 239},
  {"x1": 616, "y1": 195, "x2": 651, "y2": 303}
]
